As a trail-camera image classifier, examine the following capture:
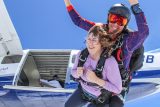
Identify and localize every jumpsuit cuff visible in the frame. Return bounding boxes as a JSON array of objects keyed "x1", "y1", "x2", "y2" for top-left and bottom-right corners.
[{"x1": 67, "y1": 5, "x2": 73, "y2": 12}]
